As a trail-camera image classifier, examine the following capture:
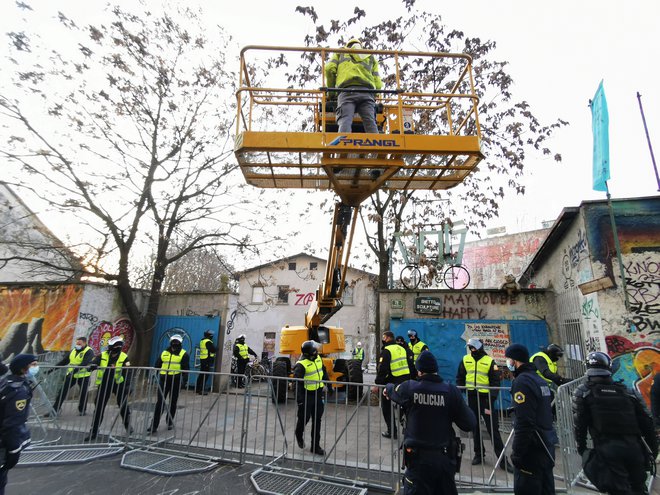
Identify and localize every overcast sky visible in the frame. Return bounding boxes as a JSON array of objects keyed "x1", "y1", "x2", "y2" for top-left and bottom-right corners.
[
  {"x1": 3, "y1": 0, "x2": 659, "y2": 270},
  {"x1": 216, "y1": 0, "x2": 659, "y2": 235}
]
